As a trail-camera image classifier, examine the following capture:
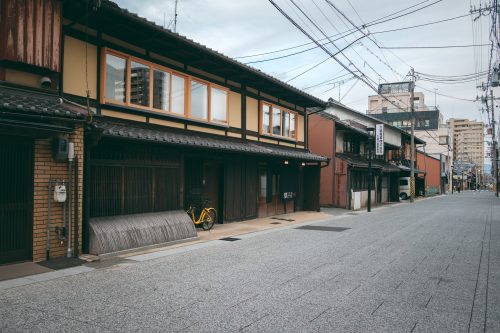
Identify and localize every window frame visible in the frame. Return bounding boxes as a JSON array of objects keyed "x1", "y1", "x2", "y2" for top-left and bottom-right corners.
[
  {"x1": 102, "y1": 51, "x2": 128, "y2": 106},
  {"x1": 260, "y1": 101, "x2": 298, "y2": 141},
  {"x1": 101, "y1": 48, "x2": 229, "y2": 126}
]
